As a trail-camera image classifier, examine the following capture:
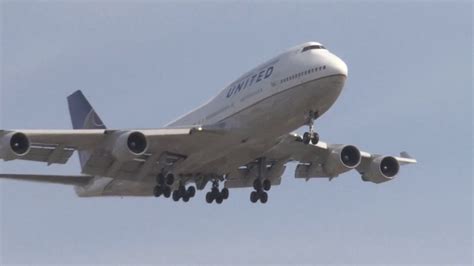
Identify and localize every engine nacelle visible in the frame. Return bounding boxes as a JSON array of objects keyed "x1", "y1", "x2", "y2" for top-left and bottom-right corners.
[
  {"x1": 111, "y1": 131, "x2": 148, "y2": 161},
  {"x1": 361, "y1": 156, "x2": 400, "y2": 184},
  {"x1": 324, "y1": 144, "x2": 361, "y2": 176},
  {"x1": 0, "y1": 132, "x2": 31, "y2": 160}
]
